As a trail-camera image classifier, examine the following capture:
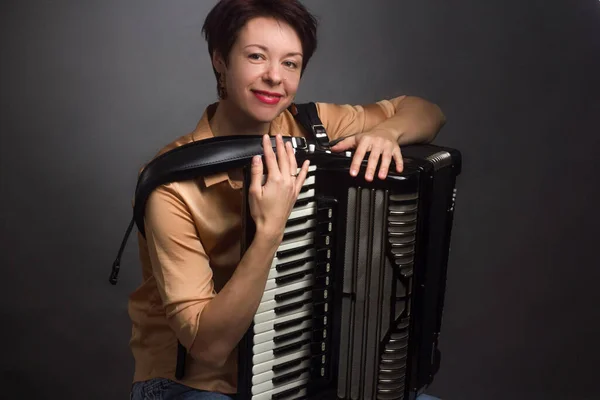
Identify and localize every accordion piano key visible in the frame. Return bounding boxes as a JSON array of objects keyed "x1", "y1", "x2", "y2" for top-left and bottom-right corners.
[
  {"x1": 252, "y1": 358, "x2": 311, "y2": 386},
  {"x1": 252, "y1": 338, "x2": 312, "y2": 365},
  {"x1": 253, "y1": 317, "x2": 312, "y2": 346},
  {"x1": 256, "y1": 285, "x2": 312, "y2": 314},
  {"x1": 253, "y1": 330, "x2": 313, "y2": 356},
  {"x1": 253, "y1": 309, "x2": 312, "y2": 335},
  {"x1": 254, "y1": 296, "x2": 314, "y2": 325},
  {"x1": 251, "y1": 378, "x2": 309, "y2": 399},
  {"x1": 252, "y1": 348, "x2": 312, "y2": 375},
  {"x1": 267, "y1": 259, "x2": 315, "y2": 283}
]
